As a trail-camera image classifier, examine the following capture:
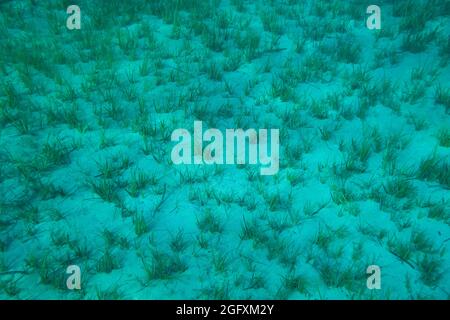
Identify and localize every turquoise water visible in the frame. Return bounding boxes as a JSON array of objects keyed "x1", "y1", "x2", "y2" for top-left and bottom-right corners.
[{"x1": 0, "y1": 0, "x2": 449, "y2": 299}]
